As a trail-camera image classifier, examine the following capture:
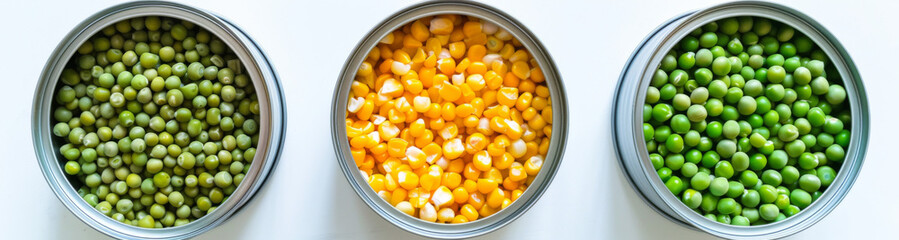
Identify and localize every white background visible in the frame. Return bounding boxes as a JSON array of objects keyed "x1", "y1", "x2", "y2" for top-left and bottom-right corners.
[{"x1": 1, "y1": 0, "x2": 896, "y2": 239}]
